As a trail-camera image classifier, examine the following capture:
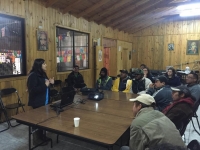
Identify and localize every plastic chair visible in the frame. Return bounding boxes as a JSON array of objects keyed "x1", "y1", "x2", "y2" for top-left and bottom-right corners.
[{"x1": 0, "y1": 88, "x2": 25, "y2": 127}]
